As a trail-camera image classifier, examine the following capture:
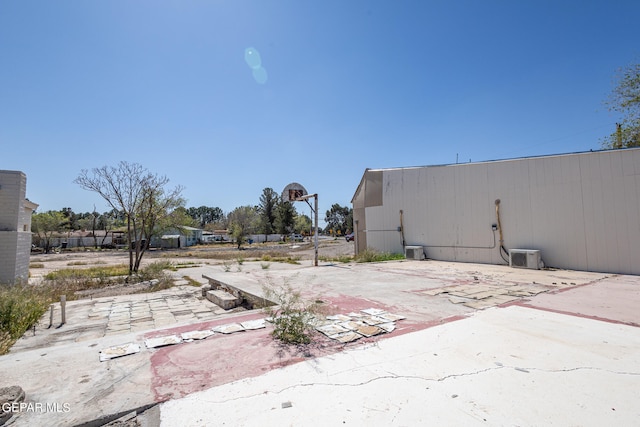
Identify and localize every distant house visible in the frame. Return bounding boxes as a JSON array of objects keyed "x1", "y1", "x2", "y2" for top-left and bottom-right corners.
[
  {"x1": 155, "y1": 226, "x2": 203, "y2": 248},
  {"x1": 0, "y1": 170, "x2": 38, "y2": 284},
  {"x1": 201, "y1": 230, "x2": 230, "y2": 243}
]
